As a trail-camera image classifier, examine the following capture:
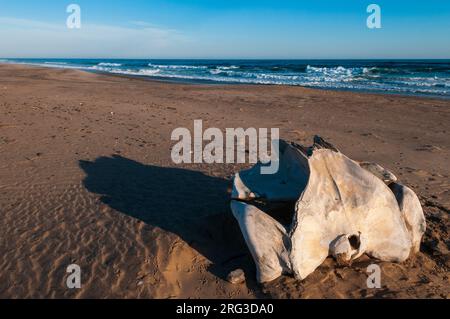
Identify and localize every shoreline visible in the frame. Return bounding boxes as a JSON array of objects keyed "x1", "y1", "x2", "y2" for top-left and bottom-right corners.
[
  {"x1": 0, "y1": 63, "x2": 448, "y2": 298},
  {"x1": 2, "y1": 61, "x2": 449, "y2": 100},
  {"x1": 100, "y1": 70, "x2": 450, "y2": 101}
]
